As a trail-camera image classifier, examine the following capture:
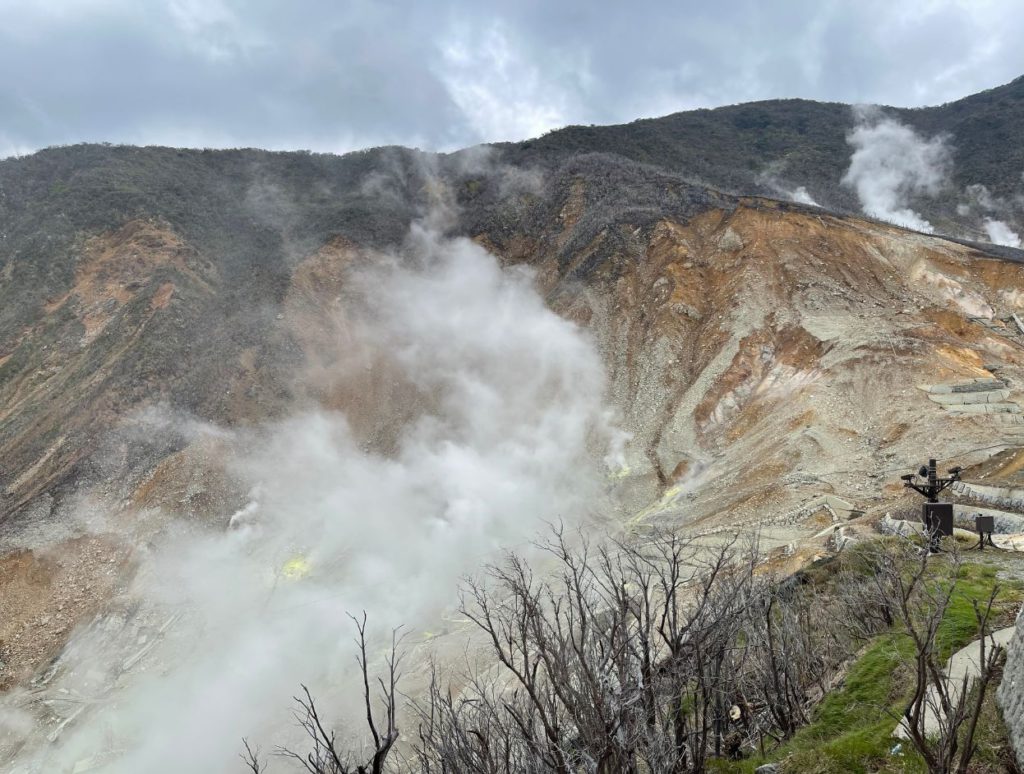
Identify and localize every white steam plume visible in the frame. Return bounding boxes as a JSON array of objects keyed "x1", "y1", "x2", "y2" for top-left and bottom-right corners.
[
  {"x1": 756, "y1": 161, "x2": 819, "y2": 207},
  {"x1": 983, "y1": 217, "x2": 1022, "y2": 248},
  {"x1": 841, "y1": 106, "x2": 951, "y2": 233},
  {"x1": 2, "y1": 221, "x2": 619, "y2": 772},
  {"x1": 789, "y1": 186, "x2": 818, "y2": 206},
  {"x1": 964, "y1": 183, "x2": 1001, "y2": 213},
  {"x1": 955, "y1": 183, "x2": 1022, "y2": 247}
]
